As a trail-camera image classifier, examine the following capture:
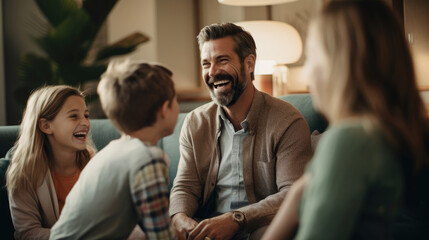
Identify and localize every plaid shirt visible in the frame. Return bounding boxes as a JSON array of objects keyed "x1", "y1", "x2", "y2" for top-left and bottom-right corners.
[{"x1": 132, "y1": 150, "x2": 176, "y2": 240}]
